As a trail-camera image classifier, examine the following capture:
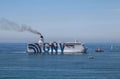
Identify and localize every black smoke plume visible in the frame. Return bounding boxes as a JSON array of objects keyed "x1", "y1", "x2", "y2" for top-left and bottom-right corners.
[{"x1": 0, "y1": 18, "x2": 41, "y2": 35}]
